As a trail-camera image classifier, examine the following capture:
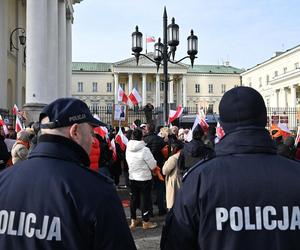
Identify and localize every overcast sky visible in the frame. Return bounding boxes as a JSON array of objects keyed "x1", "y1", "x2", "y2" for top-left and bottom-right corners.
[{"x1": 72, "y1": 0, "x2": 300, "y2": 69}]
